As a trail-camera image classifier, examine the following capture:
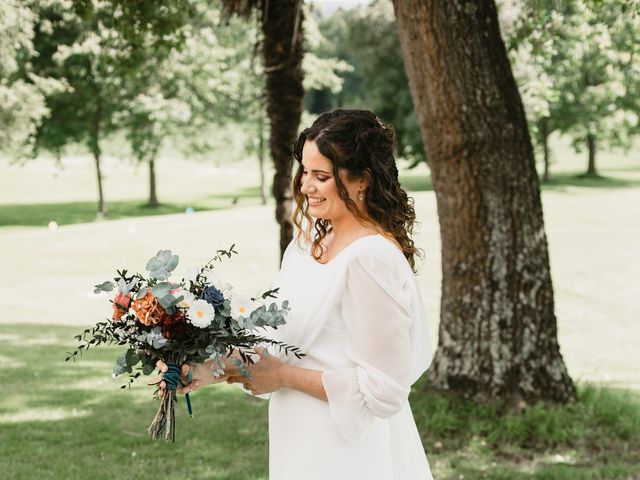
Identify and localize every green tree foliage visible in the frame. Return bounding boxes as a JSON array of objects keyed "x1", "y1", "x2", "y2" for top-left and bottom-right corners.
[
  {"x1": 29, "y1": 0, "x2": 142, "y2": 215},
  {"x1": 116, "y1": 2, "x2": 253, "y2": 206},
  {"x1": 308, "y1": 1, "x2": 424, "y2": 164},
  {"x1": 499, "y1": 0, "x2": 640, "y2": 177},
  {"x1": 0, "y1": 0, "x2": 64, "y2": 156},
  {"x1": 29, "y1": 0, "x2": 199, "y2": 214}
]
